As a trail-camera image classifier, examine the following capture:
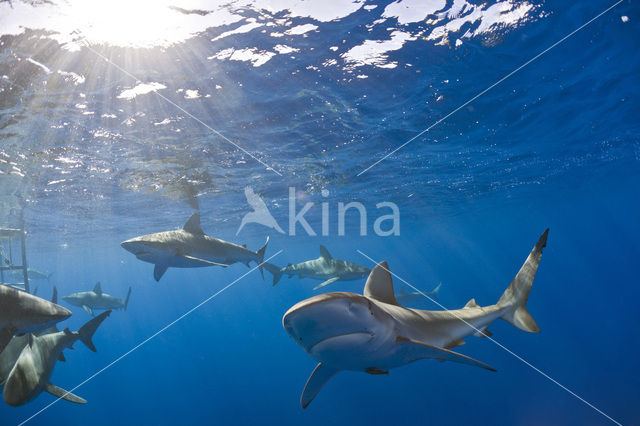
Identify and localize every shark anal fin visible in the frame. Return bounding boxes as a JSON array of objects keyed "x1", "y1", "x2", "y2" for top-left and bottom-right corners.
[
  {"x1": 313, "y1": 277, "x2": 340, "y2": 291},
  {"x1": 396, "y1": 336, "x2": 496, "y2": 372},
  {"x1": 82, "y1": 305, "x2": 94, "y2": 316},
  {"x1": 365, "y1": 367, "x2": 388, "y2": 375},
  {"x1": 473, "y1": 326, "x2": 492, "y2": 338},
  {"x1": 154, "y1": 263, "x2": 169, "y2": 282},
  {"x1": 44, "y1": 383, "x2": 87, "y2": 404},
  {"x1": 0, "y1": 326, "x2": 18, "y2": 354},
  {"x1": 301, "y1": 363, "x2": 340, "y2": 409},
  {"x1": 444, "y1": 339, "x2": 466, "y2": 349}
]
